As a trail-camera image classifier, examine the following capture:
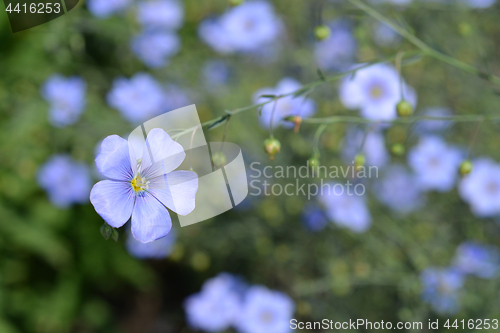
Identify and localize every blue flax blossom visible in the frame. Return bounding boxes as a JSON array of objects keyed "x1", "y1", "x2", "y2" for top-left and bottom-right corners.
[
  {"x1": 452, "y1": 242, "x2": 500, "y2": 279},
  {"x1": 421, "y1": 268, "x2": 464, "y2": 315},
  {"x1": 37, "y1": 155, "x2": 91, "y2": 208},
  {"x1": 90, "y1": 129, "x2": 198, "y2": 243},
  {"x1": 136, "y1": 0, "x2": 184, "y2": 30},
  {"x1": 236, "y1": 286, "x2": 294, "y2": 333},
  {"x1": 184, "y1": 273, "x2": 243, "y2": 332},
  {"x1": 408, "y1": 136, "x2": 463, "y2": 192},
  {"x1": 375, "y1": 164, "x2": 424, "y2": 214},
  {"x1": 302, "y1": 205, "x2": 328, "y2": 232},
  {"x1": 342, "y1": 127, "x2": 389, "y2": 168},
  {"x1": 126, "y1": 227, "x2": 176, "y2": 259},
  {"x1": 253, "y1": 78, "x2": 316, "y2": 129},
  {"x1": 198, "y1": 0, "x2": 282, "y2": 54},
  {"x1": 372, "y1": 22, "x2": 401, "y2": 47},
  {"x1": 339, "y1": 63, "x2": 417, "y2": 121},
  {"x1": 87, "y1": 0, "x2": 131, "y2": 18},
  {"x1": 314, "y1": 20, "x2": 357, "y2": 71},
  {"x1": 319, "y1": 182, "x2": 371, "y2": 233},
  {"x1": 459, "y1": 158, "x2": 500, "y2": 218},
  {"x1": 107, "y1": 73, "x2": 166, "y2": 124},
  {"x1": 41, "y1": 75, "x2": 86, "y2": 128},
  {"x1": 131, "y1": 31, "x2": 181, "y2": 68}
]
